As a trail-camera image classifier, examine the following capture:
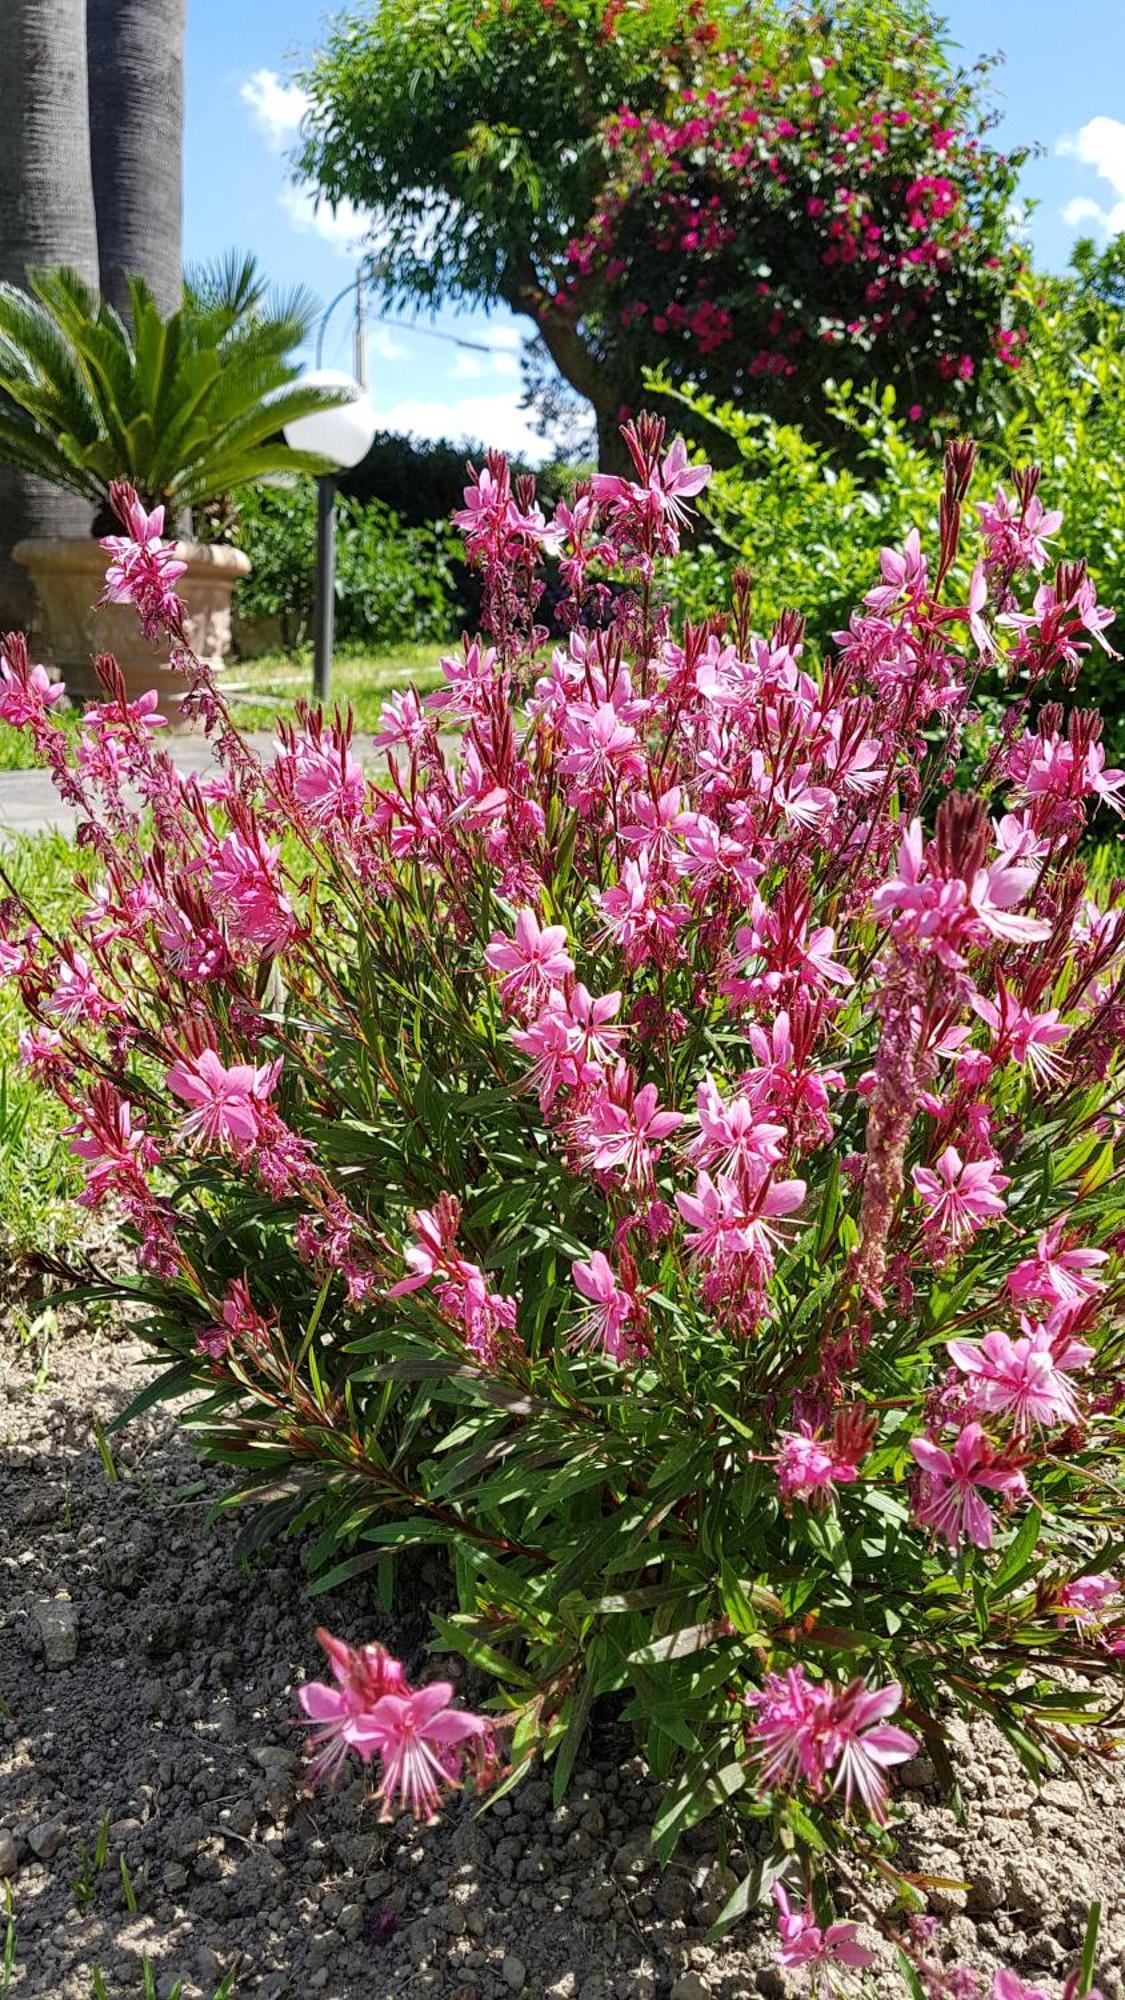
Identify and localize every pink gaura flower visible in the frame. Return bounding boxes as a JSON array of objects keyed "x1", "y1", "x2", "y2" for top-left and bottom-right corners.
[
  {"x1": 578, "y1": 1072, "x2": 683, "y2": 1186},
  {"x1": 1006, "y1": 1224, "x2": 1107, "y2": 1310},
  {"x1": 42, "y1": 951, "x2": 109, "y2": 1026},
  {"x1": 298, "y1": 1627, "x2": 408, "y2": 1784},
  {"x1": 970, "y1": 979, "x2": 1069, "y2": 1087},
  {"x1": 908, "y1": 1423, "x2": 1028, "y2": 1548},
  {"x1": 747, "y1": 1670, "x2": 916, "y2": 1823},
  {"x1": 826, "y1": 1679, "x2": 918, "y2": 1823},
  {"x1": 864, "y1": 527, "x2": 927, "y2": 614},
  {"x1": 0, "y1": 649, "x2": 66, "y2": 727},
  {"x1": 776, "y1": 1422, "x2": 862, "y2": 1508},
  {"x1": 197, "y1": 1276, "x2": 271, "y2": 1360},
  {"x1": 991, "y1": 1974, "x2": 1051, "y2": 2000},
  {"x1": 772, "y1": 1882, "x2": 875, "y2": 1984},
  {"x1": 166, "y1": 1048, "x2": 281, "y2": 1148},
  {"x1": 912, "y1": 1145, "x2": 1009, "y2": 1246},
  {"x1": 689, "y1": 1075, "x2": 786, "y2": 1180},
  {"x1": 210, "y1": 830, "x2": 296, "y2": 956},
  {"x1": 1057, "y1": 1573, "x2": 1121, "y2": 1629},
  {"x1": 361, "y1": 1682, "x2": 492, "y2": 1823},
  {"x1": 570, "y1": 1250, "x2": 642, "y2": 1362},
  {"x1": 947, "y1": 1318, "x2": 1093, "y2": 1431},
  {"x1": 484, "y1": 908, "x2": 574, "y2": 1014},
  {"x1": 100, "y1": 481, "x2": 187, "y2": 640}
]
